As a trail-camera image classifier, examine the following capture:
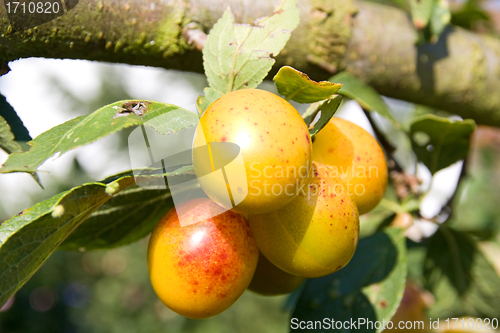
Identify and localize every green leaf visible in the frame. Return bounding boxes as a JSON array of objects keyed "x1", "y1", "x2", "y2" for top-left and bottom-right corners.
[
  {"x1": 58, "y1": 167, "x2": 194, "y2": 251},
  {"x1": 330, "y1": 72, "x2": 397, "y2": 124},
  {"x1": 196, "y1": 87, "x2": 223, "y2": 114},
  {"x1": 0, "y1": 115, "x2": 23, "y2": 155},
  {"x1": 410, "y1": 114, "x2": 475, "y2": 174},
  {"x1": 273, "y1": 66, "x2": 342, "y2": 103},
  {"x1": 203, "y1": 0, "x2": 299, "y2": 94},
  {"x1": 59, "y1": 186, "x2": 172, "y2": 251},
  {"x1": 0, "y1": 176, "x2": 136, "y2": 307},
  {"x1": 0, "y1": 100, "x2": 199, "y2": 174},
  {"x1": 304, "y1": 95, "x2": 342, "y2": 137},
  {"x1": 425, "y1": 227, "x2": 500, "y2": 318},
  {"x1": 292, "y1": 228, "x2": 407, "y2": 333},
  {"x1": 0, "y1": 114, "x2": 43, "y2": 188}
]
